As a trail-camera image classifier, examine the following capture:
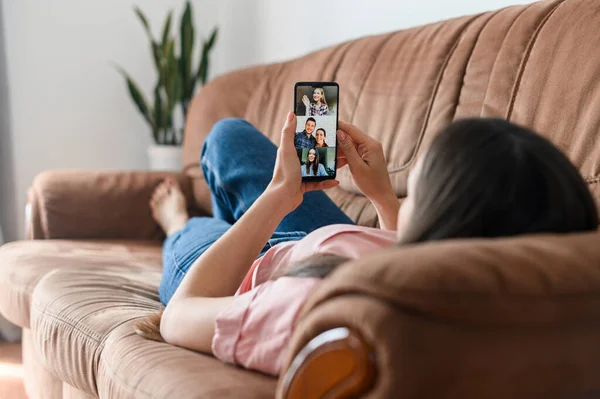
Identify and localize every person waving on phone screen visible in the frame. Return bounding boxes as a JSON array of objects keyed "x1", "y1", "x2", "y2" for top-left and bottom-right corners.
[{"x1": 302, "y1": 88, "x2": 329, "y2": 116}]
